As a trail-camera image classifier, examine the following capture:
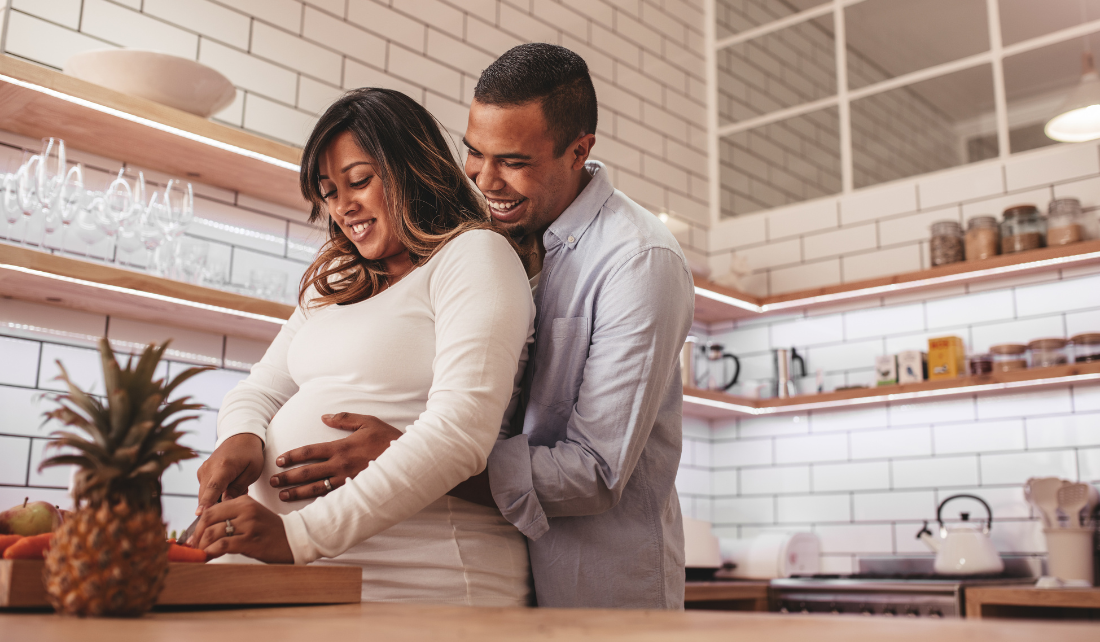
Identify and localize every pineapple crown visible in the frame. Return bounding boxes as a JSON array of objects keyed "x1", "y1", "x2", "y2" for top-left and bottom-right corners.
[{"x1": 40, "y1": 338, "x2": 212, "y2": 509}]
